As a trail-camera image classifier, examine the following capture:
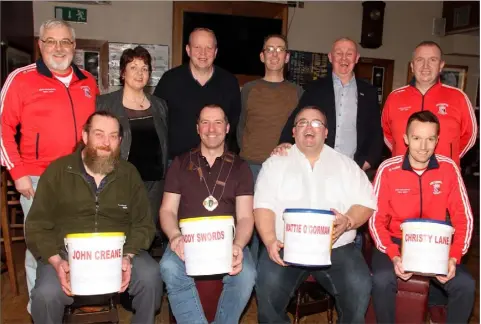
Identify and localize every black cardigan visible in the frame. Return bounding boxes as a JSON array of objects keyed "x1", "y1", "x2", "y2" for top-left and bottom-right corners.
[
  {"x1": 279, "y1": 74, "x2": 383, "y2": 169},
  {"x1": 96, "y1": 89, "x2": 169, "y2": 178}
]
